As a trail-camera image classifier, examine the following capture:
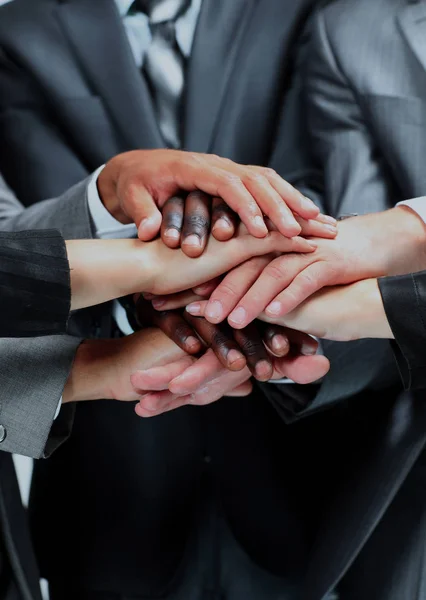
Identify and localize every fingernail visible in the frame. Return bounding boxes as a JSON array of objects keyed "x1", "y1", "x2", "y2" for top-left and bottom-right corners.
[
  {"x1": 325, "y1": 224, "x2": 338, "y2": 234},
  {"x1": 255, "y1": 360, "x2": 273, "y2": 381},
  {"x1": 266, "y1": 301, "x2": 282, "y2": 316},
  {"x1": 227, "y1": 349, "x2": 246, "y2": 369},
  {"x1": 322, "y1": 215, "x2": 337, "y2": 225},
  {"x1": 301, "y1": 342, "x2": 317, "y2": 356},
  {"x1": 139, "y1": 216, "x2": 155, "y2": 231},
  {"x1": 205, "y1": 300, "x2": 223, "y2": 322},
  {"x1": 185, "y1": 336, "x2": 201, "y2": 351},
  {"x1": 228, "y1": 306, "x2": 247, "y2": 326},
  {"x1": 186, "y1": 303, "x2": 201, "y2": 316},
  {"x1": 164, "y1": 228, "x2": 180, "y2": 241},
  {"x1": 271, "y1": 334, "x2": 289, "y2": 354},
  {"x1": 307, "y1": 240, "x2": 318, "y2": 249},
  {"x1": 303, "y1": 196, "x2": 316, "y2": 208},
  {"x1": 184, "y1": 234, "x2": 202, "y2": 248},
  {"x1": 152, "y1": 298, "x2": 166, "y2": 309},
  {"x1": 212, "y1": 218, "x2": 231, "y2": 232},
  {"x1": 253, "y1": 215, "x2": 268, "y2": 233}
]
